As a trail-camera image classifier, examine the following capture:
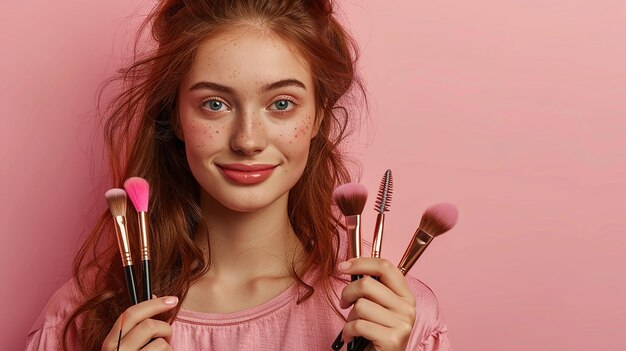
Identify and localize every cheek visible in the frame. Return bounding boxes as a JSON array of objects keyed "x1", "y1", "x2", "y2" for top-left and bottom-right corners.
[
  {"x1": 183, "y1": 119, "x2": 227, "y2": 155},
  {"x1": 288, "y1": 115, "x2": 314, "y2": 142},
  {"x1": 281, "y1": 117, "x2": 314, "y2": 162}
]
